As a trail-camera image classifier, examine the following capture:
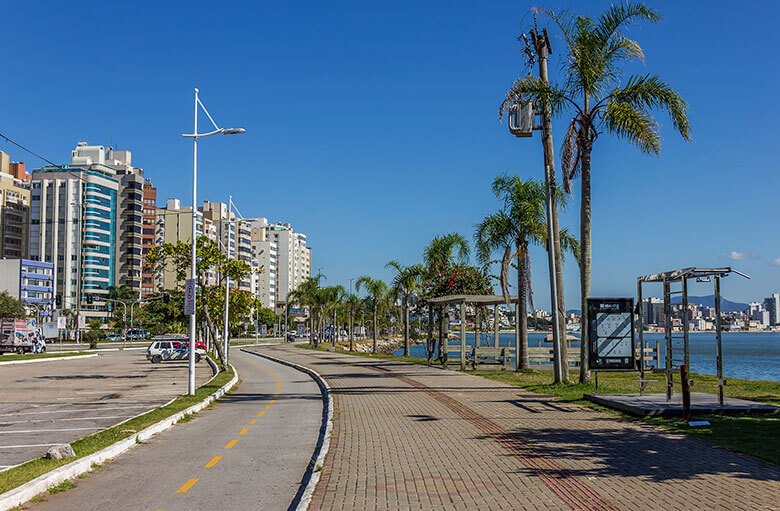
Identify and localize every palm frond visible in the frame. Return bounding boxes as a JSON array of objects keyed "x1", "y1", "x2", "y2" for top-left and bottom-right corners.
[
  {"x1": 602, "y1": 101, "x2": 661, "y2": 154},
  {"x1": 595, "y1": 1, "x2": 661, "y2": 46},
  {"x1": 607, "y1": 74, "x2": 691, "y2": 141}
]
